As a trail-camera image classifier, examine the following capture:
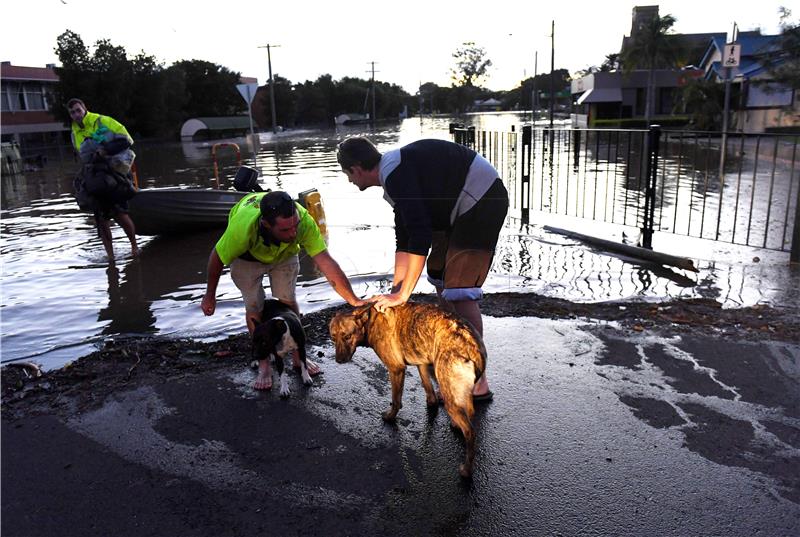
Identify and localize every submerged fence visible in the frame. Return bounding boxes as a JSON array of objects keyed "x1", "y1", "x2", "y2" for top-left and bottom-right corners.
[{"x1": 453, "y1": 125, "x2": 800, "y2": 261}]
